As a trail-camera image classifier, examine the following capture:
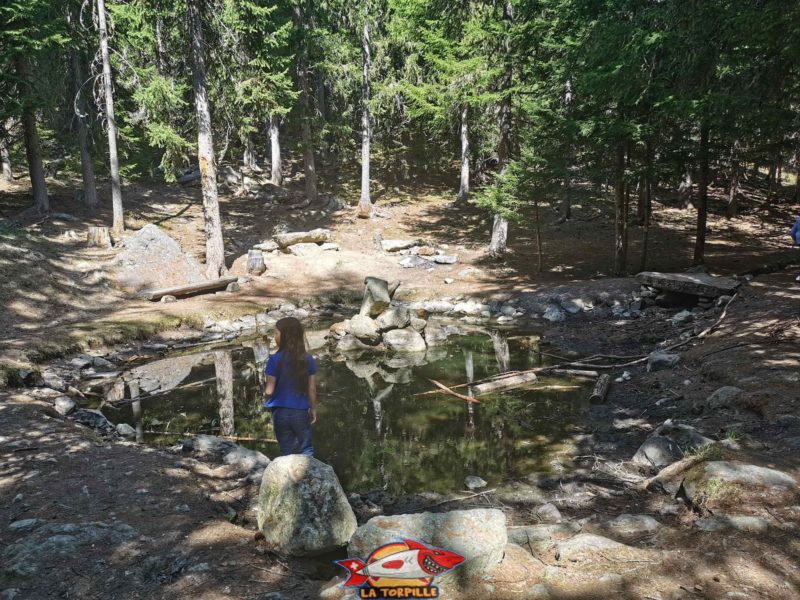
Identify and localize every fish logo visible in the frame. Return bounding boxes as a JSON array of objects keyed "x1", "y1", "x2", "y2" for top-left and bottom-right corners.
[{"x1": 335, "y1": 539, "x2": 464, "y2": 598}]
